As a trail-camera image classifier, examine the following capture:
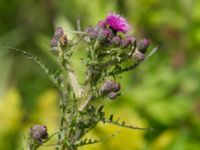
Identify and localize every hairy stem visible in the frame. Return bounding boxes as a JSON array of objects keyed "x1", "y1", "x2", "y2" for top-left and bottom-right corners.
[{"x1": 58, "y1": 88, "x2": 68, "y2": 149}]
